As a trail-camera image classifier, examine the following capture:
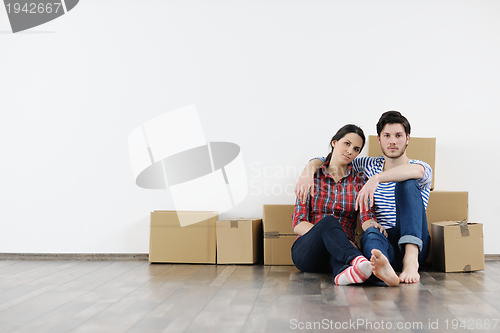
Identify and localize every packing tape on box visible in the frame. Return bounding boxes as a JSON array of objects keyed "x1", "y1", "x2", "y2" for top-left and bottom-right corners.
[
  {"x1": 459, "y1": 219, "x2": 470, "y2": 237},
  {"x1": 128, "y1": 105, "x2": 248, "y2": 227},
  {"x1": 264, "y1": 232, "x2": 296, "y2": 239}
]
